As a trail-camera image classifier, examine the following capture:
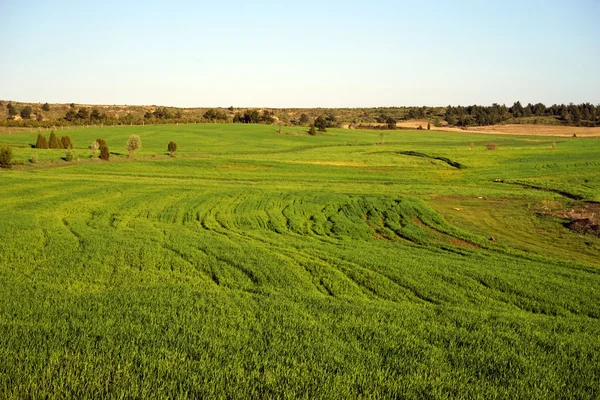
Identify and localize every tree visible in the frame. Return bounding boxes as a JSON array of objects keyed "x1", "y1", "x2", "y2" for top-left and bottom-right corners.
[
  {"x1": 427, "y1": 122, "x2": 431, "y2": 130},
  {"x1": 260, "y1": 110, "x2": 275, "y2": 124},
  {"x1": 99, "y1": 143, "x2": 110, "y2": 160},
  {"x1": 36, "y1": 133, "x2": 49, "y2": 149},
  {"x1": 90, "y1": 108, "x2": 101, "y2": 120},
  {"x1": 61, "y1": 136, "x2": 73, "y2": 149},
  {"x1": 314, "y1": 115, "x2": 328, "y2": 132},
  {"x1": 0, "y1": 145, "x2": 13, "y2": 167},
  {"x1": 204, "y1": 109, "x2": 228, "y2": 122},
  {"x1": 243, "y1": 110, "x2": 261, "y2": 123},
  {"x1": 168, "y1": 141, "x2": 177, "y2": 156},
  {"x1": 7, "y1": 103, "x2": 18, "y2": 118},
  {"x1": 298, "y1": 113, "x2": 310, "y2": 125},
  {"x1": 20, "y1": 106, "x2": 32, "y2": 119},
  {"x1": 385, "y1": 116, "x2": 396, "y2": 130},
  {"x1": 64, "y1": 109, "x2": 77, "y2": 121},
  {"x1": 77, "y1": 108, "x2": 89, "y2": 120},
  {"x1": 48, "y1": 131, "x2": 63, "y2": 149},
  {"x1": 125, "y1": 135, "x2": 142, "y2": 158},
  {"x1": 308, "y1": 125, "x2": 317, "y2": 136},
  {"x1": 42, "y1": 102, "x2": 50, "y2": 111}
]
